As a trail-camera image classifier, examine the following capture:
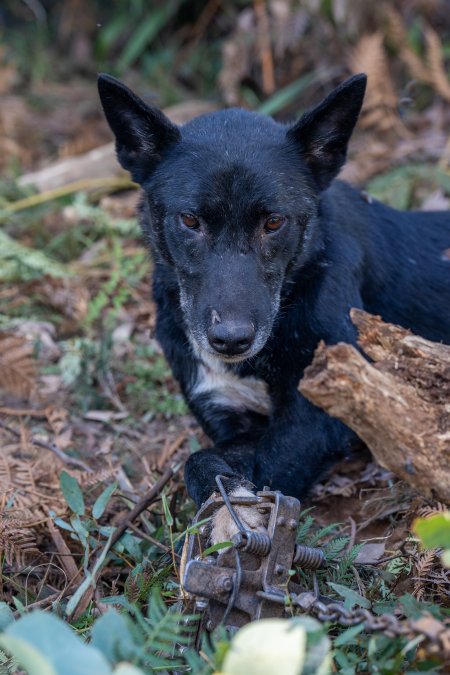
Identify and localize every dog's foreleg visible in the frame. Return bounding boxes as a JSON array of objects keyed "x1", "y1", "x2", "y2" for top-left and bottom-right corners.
[
  {"x1": 184, "y1": 440, "x2": 270, "y2": 545},
  {"x1": 254, "y1": 391, "x2": 356, "y2": 498}
]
